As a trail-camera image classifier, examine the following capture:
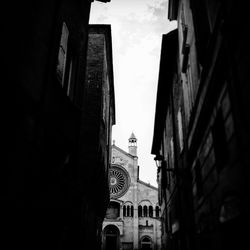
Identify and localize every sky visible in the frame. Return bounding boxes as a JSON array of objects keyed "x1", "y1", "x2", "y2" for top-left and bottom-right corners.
[{"x1": 89, "y1": 0, "x2": 177, "y2": 187}]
